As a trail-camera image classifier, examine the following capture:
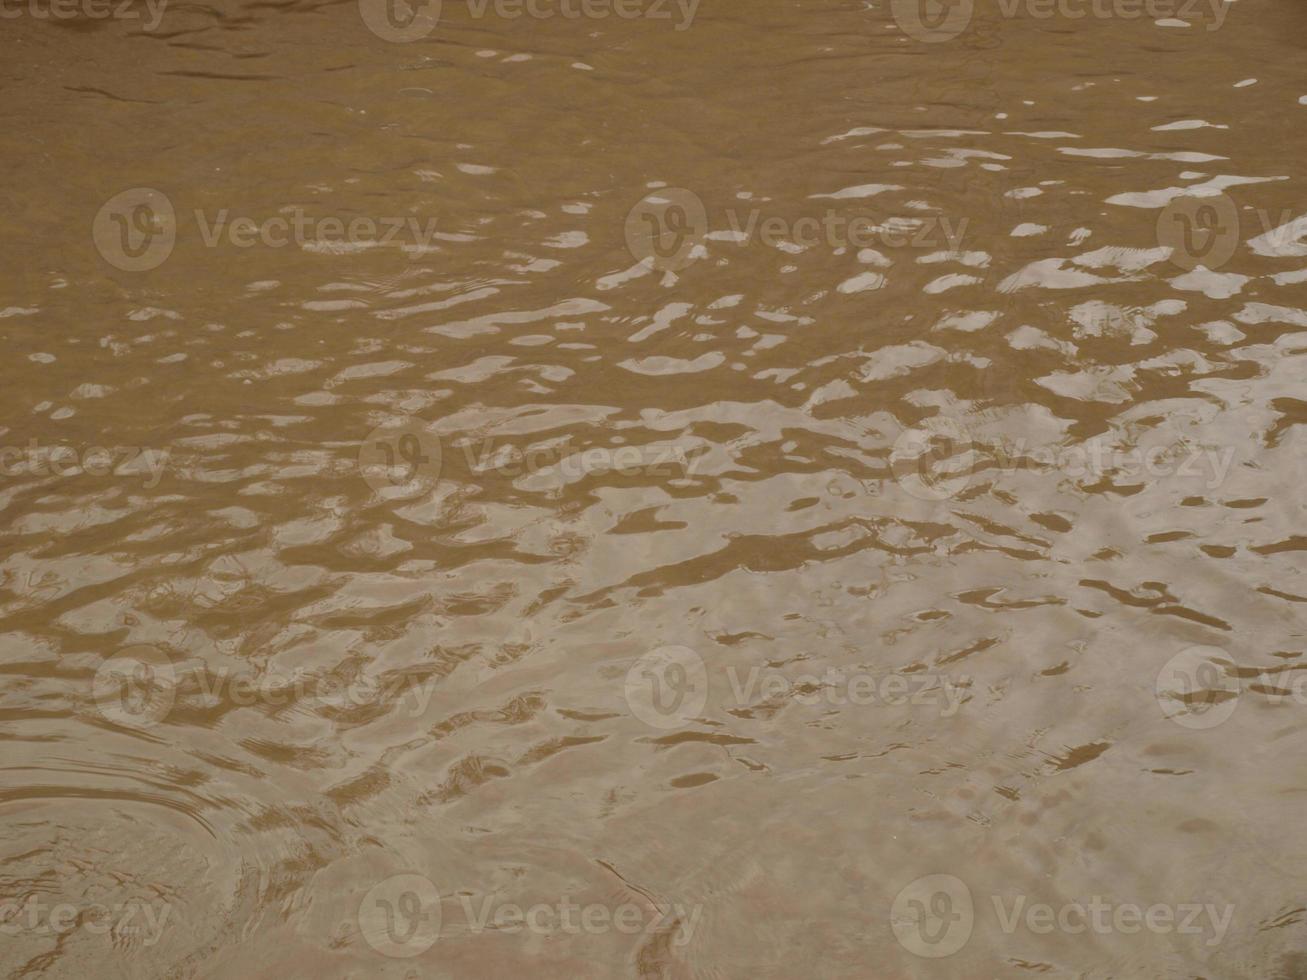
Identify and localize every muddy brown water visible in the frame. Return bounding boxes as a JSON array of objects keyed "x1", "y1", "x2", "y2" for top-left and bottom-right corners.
[{"x1": 2, "y1": 0, "x2": 1307, "y2": 976}]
